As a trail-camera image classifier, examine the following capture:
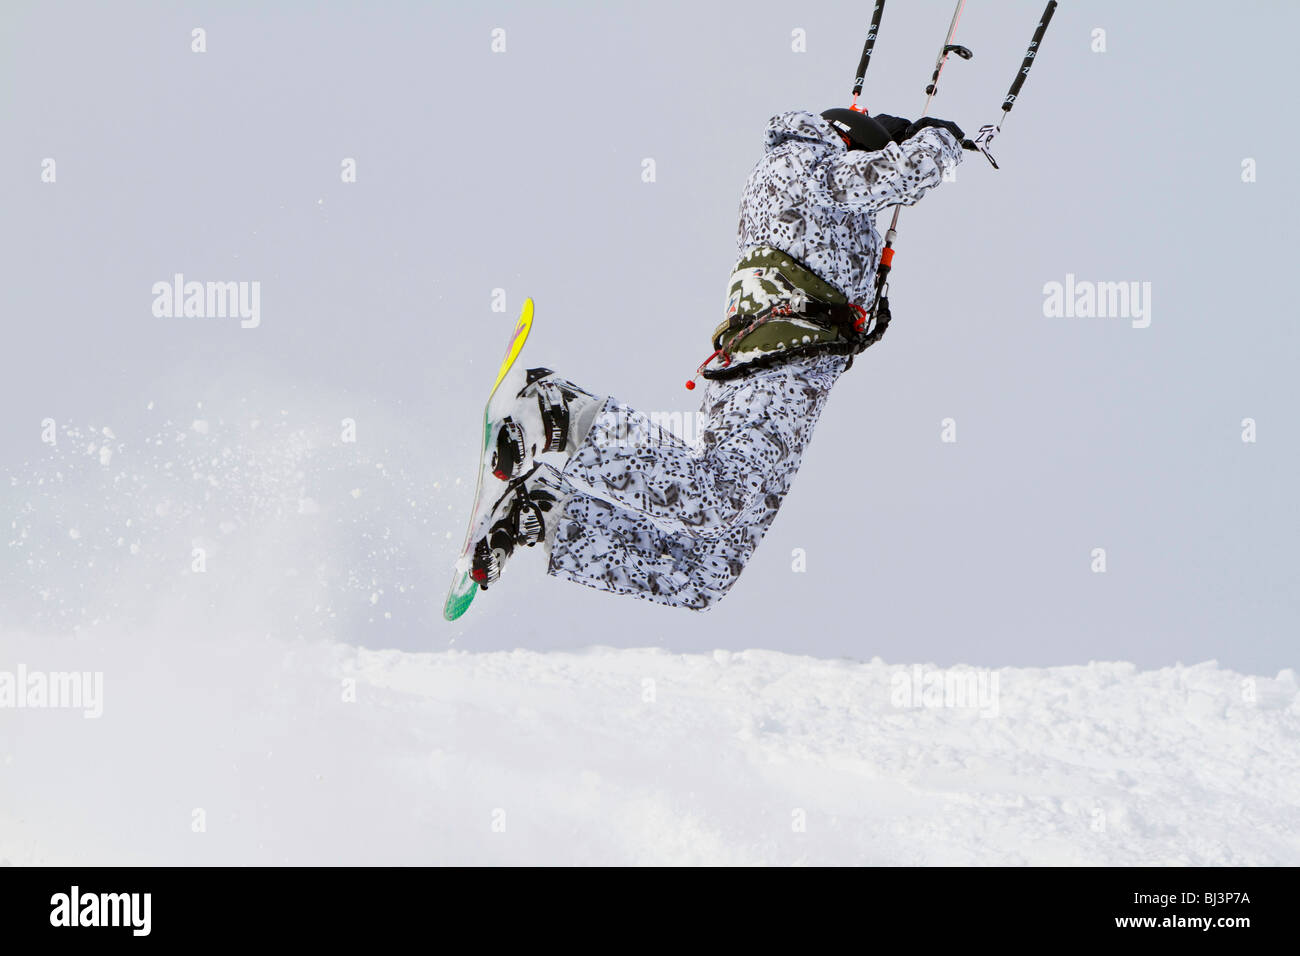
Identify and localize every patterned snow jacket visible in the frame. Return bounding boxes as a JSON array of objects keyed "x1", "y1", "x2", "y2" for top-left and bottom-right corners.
[{"x1": 707, "y1": 110, "x2": 963, "y2": 377}]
